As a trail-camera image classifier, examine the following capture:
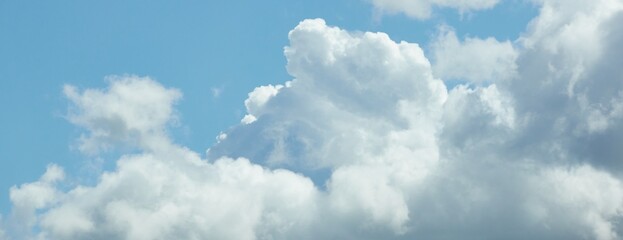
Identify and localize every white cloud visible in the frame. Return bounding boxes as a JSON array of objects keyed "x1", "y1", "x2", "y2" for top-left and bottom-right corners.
[
  {"x1": 240, "y1": 114, "x2": 258, "y2": 124},
  {"x1": 7, "y1": 164, "x2": 64, "y2": 239},
  {"x1": 8, "y1": 76, "x2": 320, "y2": 240},
  {"x1": 216, "y1": 132, "x2": 228, "y2": 142},
  {"x1": 370, "y1": 0, "x2": 500, "y2": 19},
  {"x1": 518, "y1": 0, "x2": 623, "y2": 97},
  {"x1": 506, "y1": 0, "x2": 623, "y2": 173},
  {"x1": 6, "y1": 0, "x2": 623, "y2": 238},
  {"x1": 215, "y1": 17, "x2": 448, "y2": 234},
  {"x1": 212, "y1": 18, "x2": 447, "y2": 172},
  {"x1": 206, "y1": 13, "x2": 623, "y2": 238},
  {"x1": 241, "y1": 84, "x2": 286, "y2": 124},
  {"x1": 533, "y1": 165, "x2": 623, "y2": 240},
  {"x1": 64, "y1": 75, "x2": 182, "y2": 154},
  {"x1": 431, "y1": 26, "x2": 518, "y2": 83},
  {"x1": 33, "y1": 155, "x2": 318, "y2": 240}
]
